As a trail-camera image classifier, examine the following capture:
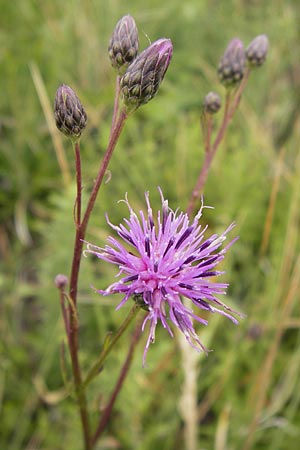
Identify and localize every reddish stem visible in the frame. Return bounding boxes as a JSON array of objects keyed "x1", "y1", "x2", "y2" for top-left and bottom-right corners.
[
  {"x1": 186, "y1": 69, "x2": 251, "y2": 217},
  {"x1": 65, "y1": 108, "x2": 127, "y2": 450},
  {"x1": 69, "y1": 109, "x2": 127, "y2": 306},
  {"x1": 74, "y1": 140, "x2": 82, "y2": 226},
  {"x1": 110, "y1": 76, "x2": 121, "y2": 137},
  {"x1": 204, "y1": 115, "x2": 213, "y2": 154}
]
